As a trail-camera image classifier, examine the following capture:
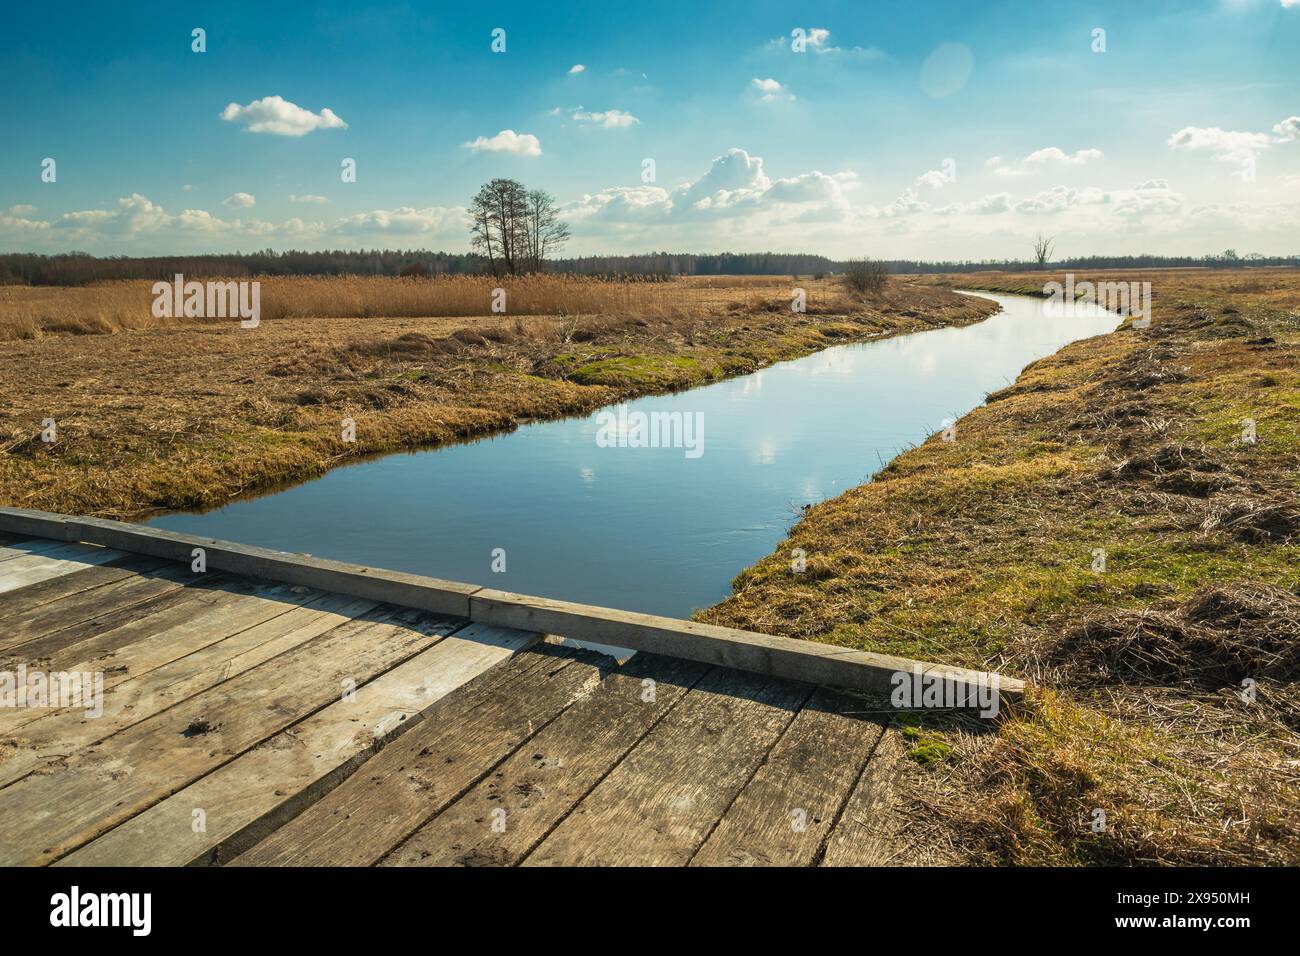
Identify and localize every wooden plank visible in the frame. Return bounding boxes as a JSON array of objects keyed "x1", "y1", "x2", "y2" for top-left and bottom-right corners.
[
  {"x1": 688, "y1": 688, "x2": 887, "y2": 866},
  {"x1": 521, "y1": 668, "x2": 812, "y2": 867},
  {"x1": 0, "y1": 560, "x2": 193, "y2": 654},
  {"x1": 0, "y1": 544, "x2": 129, "y2": 594},
  {"x1": 0, "y1": 538, "x2": 74, "y2": 563},
  {"x1": 61, "y1": 623, "x2": 538, "y2": 867},
  {"x1": 0, "y1": 581, "x2": 358, "y2": 738},
  {"x1": 0, "y1": 572, "x2": 243, "y2": 671},
  {"x1": 820, "y1": 725, "x2": 909, "y2": 867},
  {"x1": 0, "y1": 508, "x2": 1023, "y2": 711},
  {"x1": 0, "y1": 592, "x2": 382, "y2": 789},
  {"x1": 0, "y1": 605, "x2": 459, "y2": 865},
  {"x1": 228, "y1": 644, "x2": 611, "y2": 867},
  {"x1": 0, "y1": 555, "x2": 174, "y2": 631},
  {"x1": 380, "y1": 652, "x2": 710, "y2": 867}
]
